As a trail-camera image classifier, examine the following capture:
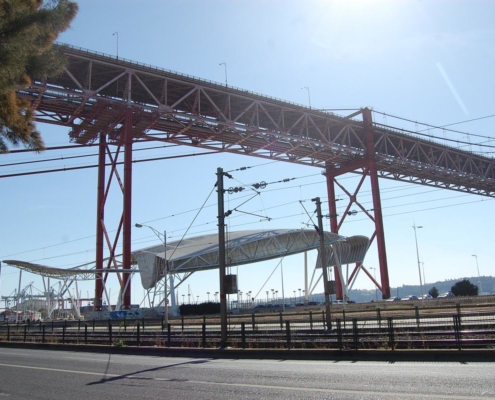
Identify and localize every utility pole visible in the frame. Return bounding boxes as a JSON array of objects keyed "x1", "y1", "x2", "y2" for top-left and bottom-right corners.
[
  {"x1": 312, "y1": 197, "x2": 332, "y2": 330},
  {"x1": 217, "y1": 167, "x2": 228, "y2": 347}
]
